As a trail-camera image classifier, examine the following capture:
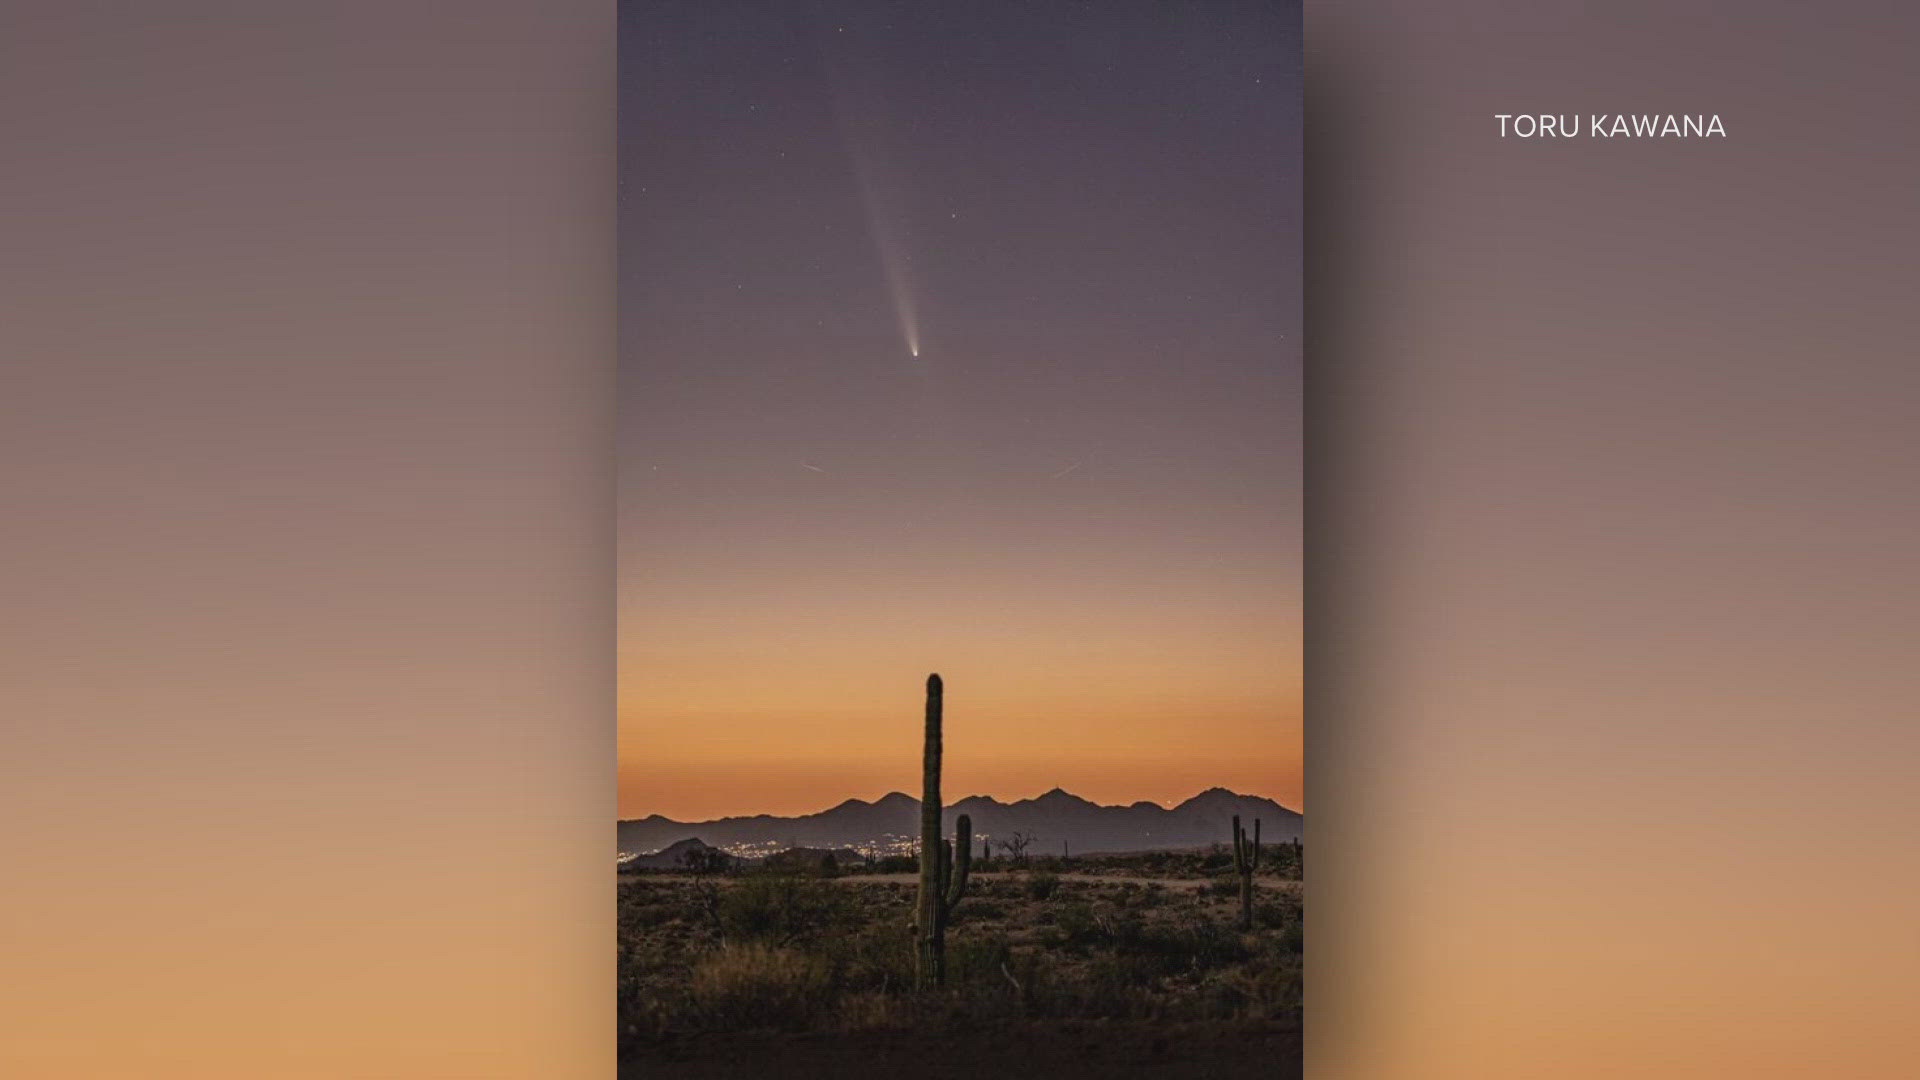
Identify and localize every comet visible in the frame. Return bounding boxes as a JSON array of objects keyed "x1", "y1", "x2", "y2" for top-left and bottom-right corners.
[
  {"x1": 825, "y1": 60, "x2": 921, "y2": 360},
  {"x1": 843, "y1": 125, "x2": 919, "y2": 359}
]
